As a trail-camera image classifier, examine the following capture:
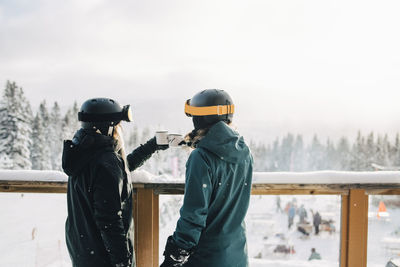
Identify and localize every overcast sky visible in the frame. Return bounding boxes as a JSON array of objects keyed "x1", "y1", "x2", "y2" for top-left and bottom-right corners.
[{"x1": 1, "y1": 0, "x2": 400, "y2": 142}]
